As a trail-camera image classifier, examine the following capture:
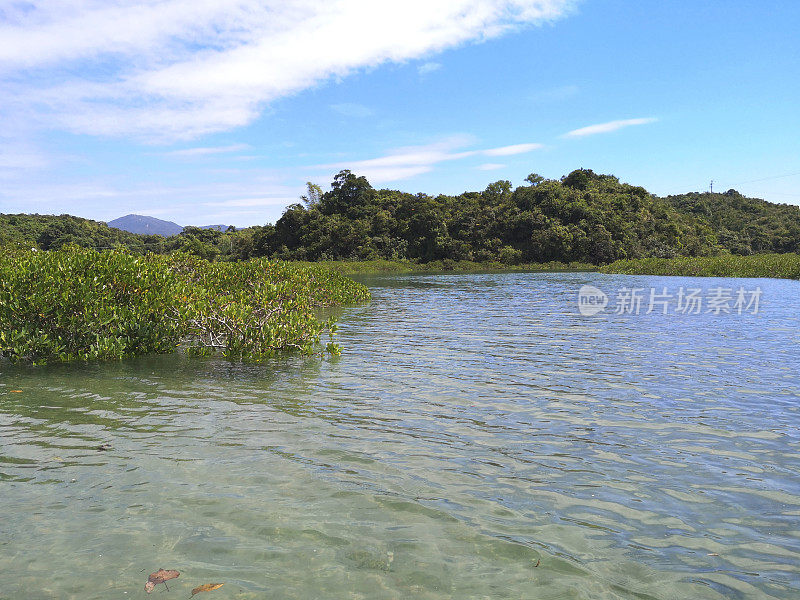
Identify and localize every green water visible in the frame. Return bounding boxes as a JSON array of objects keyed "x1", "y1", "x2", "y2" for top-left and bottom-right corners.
[{"x1": 1, "y1": 272, "x2": 799, "y2": 599}]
